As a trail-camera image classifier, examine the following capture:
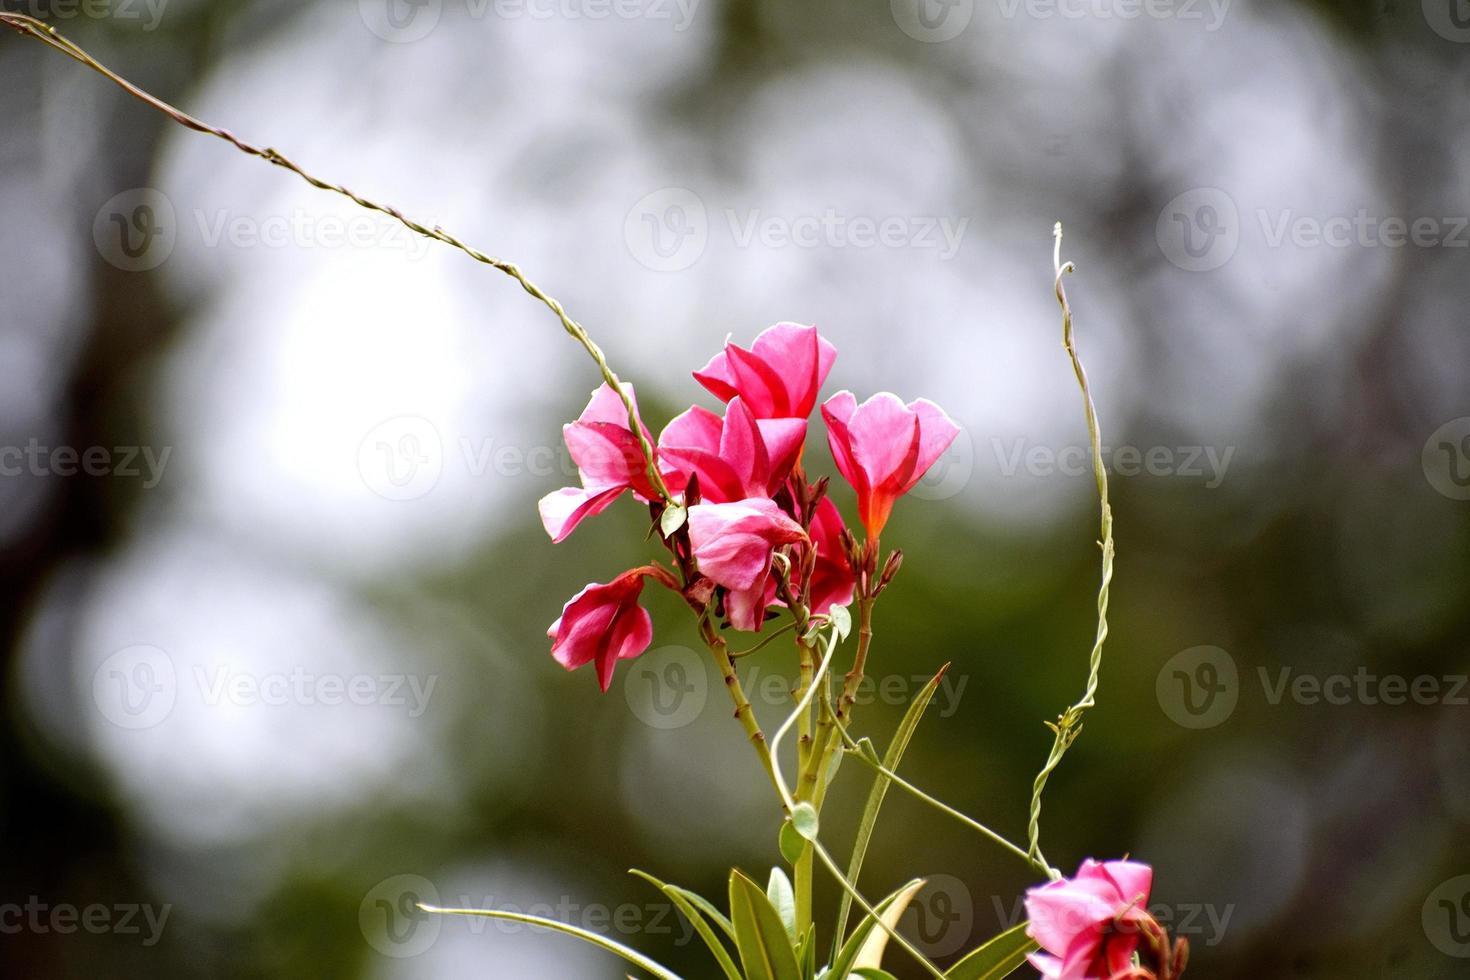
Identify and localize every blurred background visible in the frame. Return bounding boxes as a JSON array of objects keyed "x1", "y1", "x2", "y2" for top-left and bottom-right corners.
[{"x1": 2, "y1": 0, "x2": 1469, "y2": 976}]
